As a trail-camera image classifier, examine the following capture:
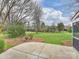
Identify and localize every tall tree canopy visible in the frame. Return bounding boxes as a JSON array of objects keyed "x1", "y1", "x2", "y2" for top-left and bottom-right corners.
[{"x1": 57, "y1": 23, "x2": 64, "y2": 32}]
